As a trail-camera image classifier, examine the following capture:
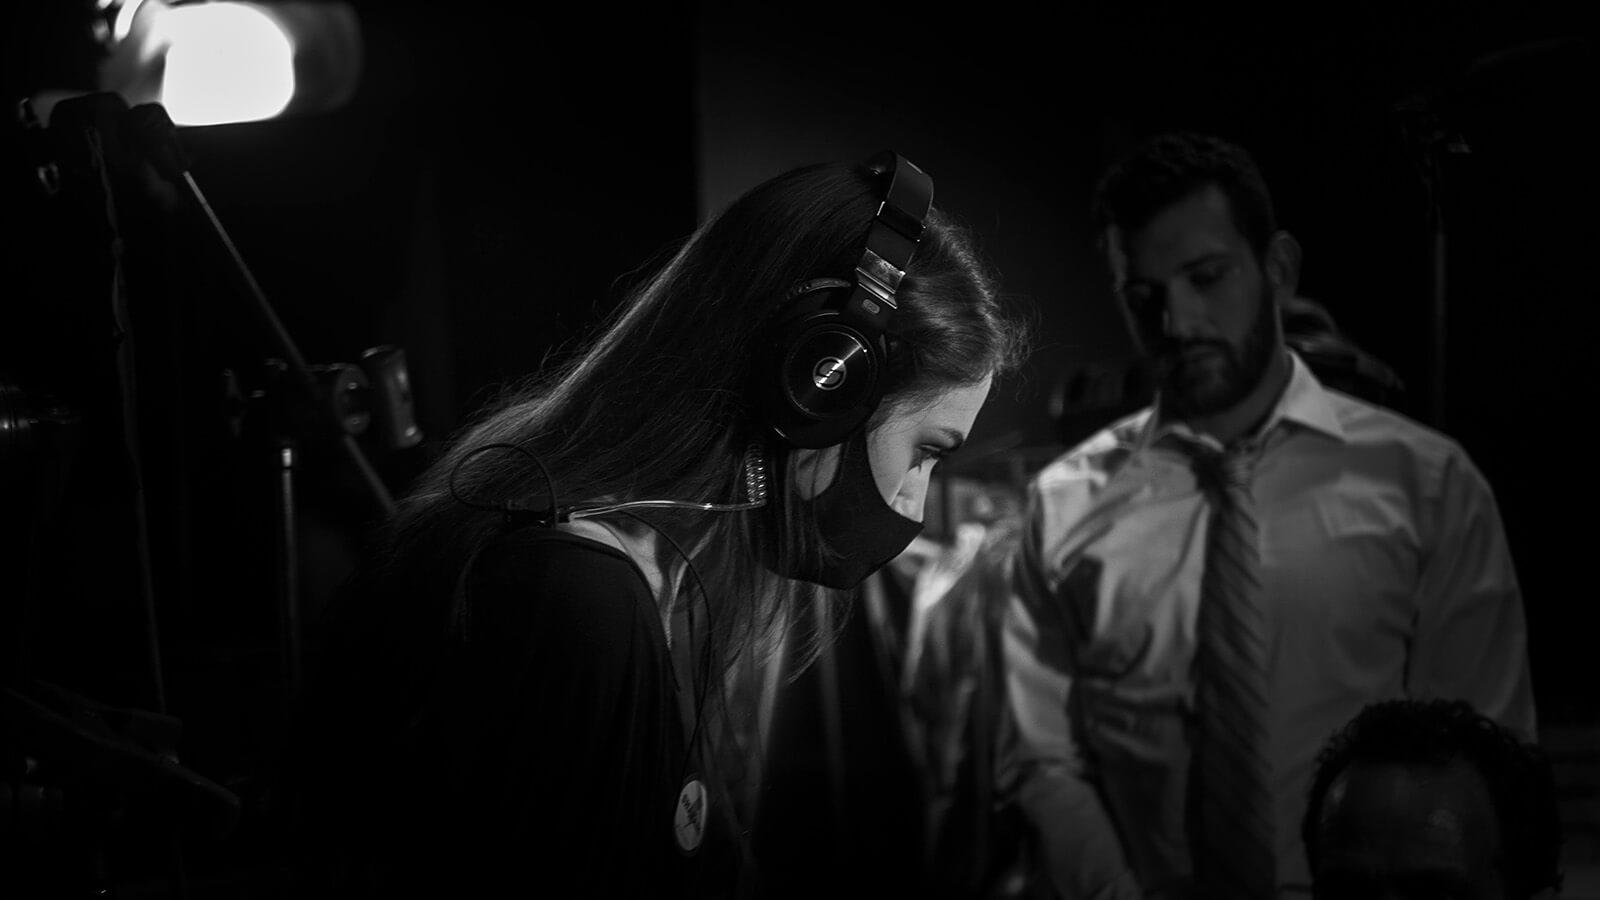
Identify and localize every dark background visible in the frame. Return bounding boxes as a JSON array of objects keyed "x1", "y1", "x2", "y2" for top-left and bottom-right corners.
[{"x1": 3, "y1": 0, "x2": 1595, "y2": 895}]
